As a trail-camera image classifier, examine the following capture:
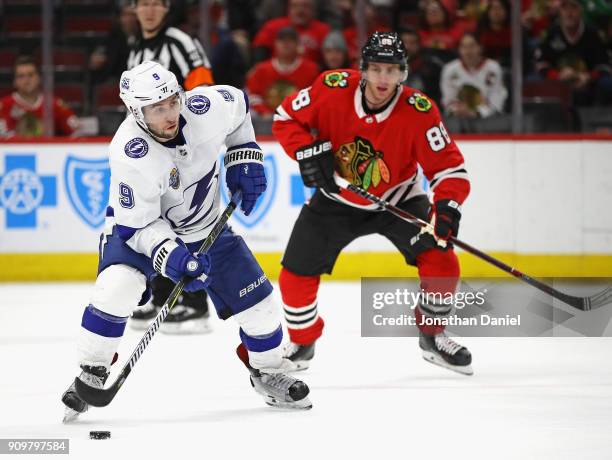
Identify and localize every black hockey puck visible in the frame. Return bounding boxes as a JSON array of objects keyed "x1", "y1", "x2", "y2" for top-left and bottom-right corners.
[{"x1": 89, "y1": 431, "x2": 111, "y2": 440}]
